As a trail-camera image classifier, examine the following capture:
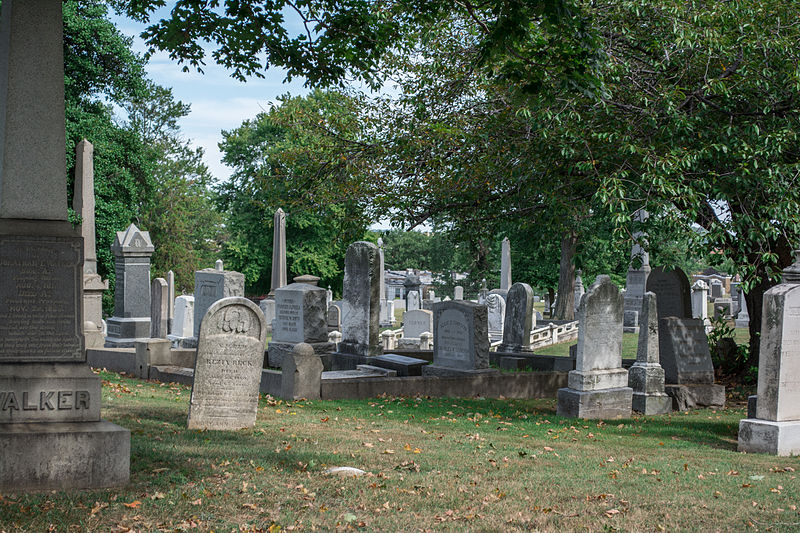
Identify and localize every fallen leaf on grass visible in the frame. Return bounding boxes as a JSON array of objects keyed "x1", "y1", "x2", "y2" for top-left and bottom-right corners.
[
  {"x1": 605, "y1": 509, "x2": 621, "y2": 517},
  {"x1": 190, "y1": 498, "x2": 202, "y2": 506},
  {"x1": 242, "y1": 503, "x2": 258, "y2": 510},
  {"x1": 122, "y1": 501, "x2": 141, "y2": 509},
  {"x1": 90, "y1": 502, "x2": 108, "y2": 515},
  {"x1": 150, "y1": 492, "x2": 166, "y2": 500},
  {"x1": 382, "y1": 449, "x2": 395, "y2": 455}
]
